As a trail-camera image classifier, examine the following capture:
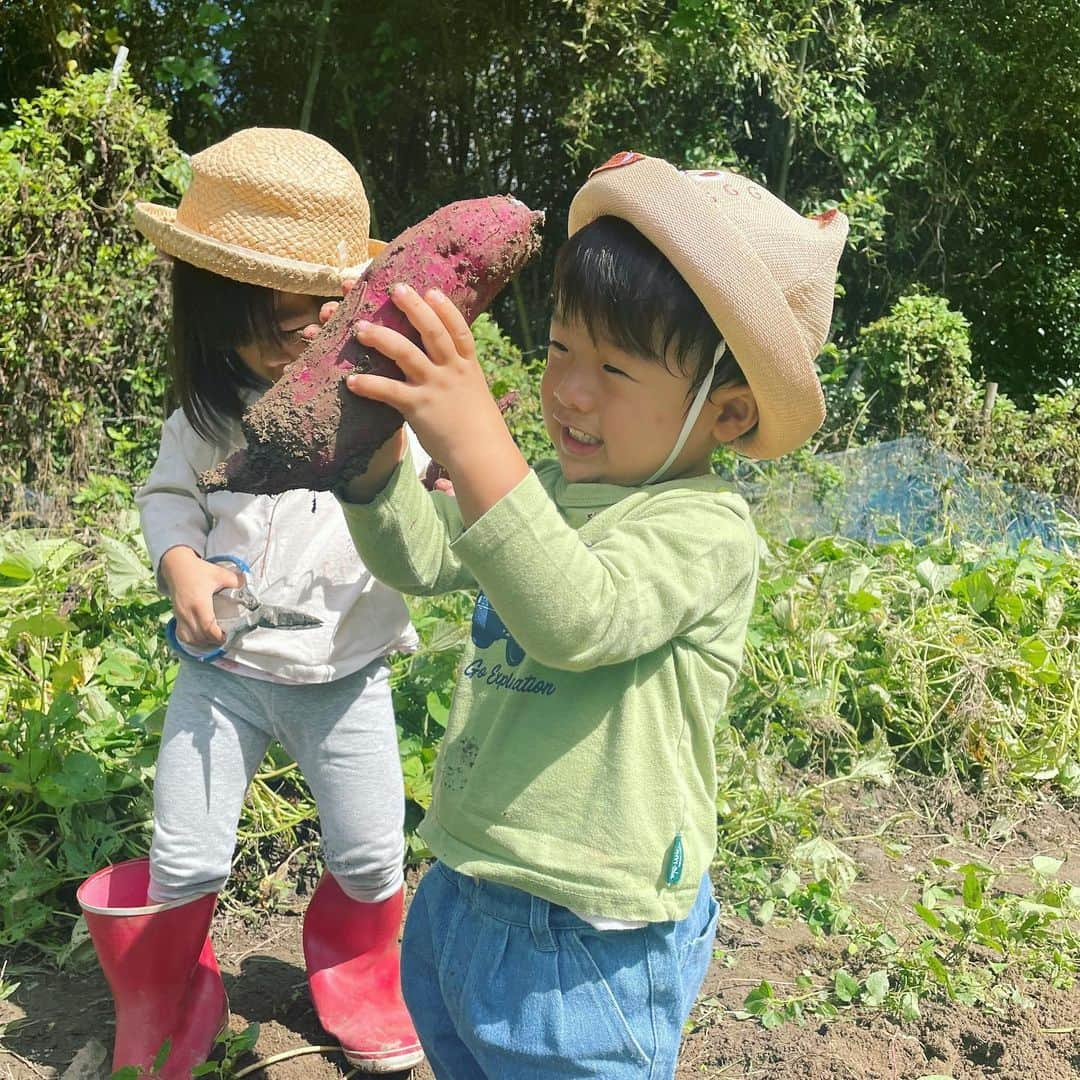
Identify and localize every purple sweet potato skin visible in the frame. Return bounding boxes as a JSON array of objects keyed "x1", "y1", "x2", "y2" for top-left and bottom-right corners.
[{"x1": 199, "y1": 196, "x2": 543, "y2": 494}]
